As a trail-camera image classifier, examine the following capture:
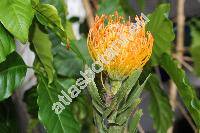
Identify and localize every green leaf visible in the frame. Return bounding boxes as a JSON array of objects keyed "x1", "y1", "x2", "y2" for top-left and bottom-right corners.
[
  {"x1": 33, "y1": 3, "x2": 64, "y2": 31},
  {"x1": 97, "y1": 0, "x2": 124, "y2": 15},
  {"x1": 53, "y1": 38, "x2": 90, "y2": 78},
  {"x1": 52, "y1": 43, "x2": 83, "y2": 78},
  {"x1": 128, "y1": 109, "x2": 143, "y2": 133},
  {"x1": 35, "y1": 2, "x2": 85, "y2": 65},
  {"x1": 48, "y1": 21, "x2": 86, "y2": 66},
  {"x1": 148, "y1": 74, "x2": 173, "y2": 133},
  {"x1": 37, "y1": 77, "x2": 80, "y2": 133},
  {"x1": 190, "y1": 19, "x2": 200, "y2": 76},
  {"x1": 191, "y1": 99, "x2": 200, "y2": 113},
  {"x1": 160, "y1": 53, "x2": 200, "y2": 127},
  {"x1": 70, "y1": 40, "x2": 87, "y2": 64},
  {"x1": 119, "y1": 74, "x2": 150, "y2": 113},
  {"x1": 116, "y1": 75, "x2": 150, "y2": 125},
  {"x1": 40, "y1": 0, "x2": 67, "y2": 26},
  {"x1": 34, "y1": 1, "x2": 83, "y2": 62},
  {"x1": 147, "y1": 4, "x2": 175, "y2": 65},
  {"x1": 116, "y1": 98, "x2": 141, "y2": 125},
  {"x1": 103, "y1": 69, "x2": 142, "y2": 119},
  {"x1": 32, "y1": 24, "x2": 54, "y2": 84},
  {"x1": 87, "y1": 76, "x2": 105, "y2": 114},
  {"x1": 65, "y1": 21, "x2": 76, "y2": 40},
  {"x1": 94, "y1": 110, "x2": 105, "y2": 133},
  {"x1": 0, "y1": 24, "x2": 16, "y2": 63},
  {"x1": 76, "y1": 37, "x2": 92, "y2": 65},
  {"x1": 50, "y1": 36, "x2": 86, "y2": 78},
  {"x1": 0, "y1": 52, "x2": 27, "y2": 101},
  {"x1": 34, "y1": 1, "x2": 84, "y2": 62},
  {"x1": 0, "y1": 0, "x2": 34, "y2": 42}
]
